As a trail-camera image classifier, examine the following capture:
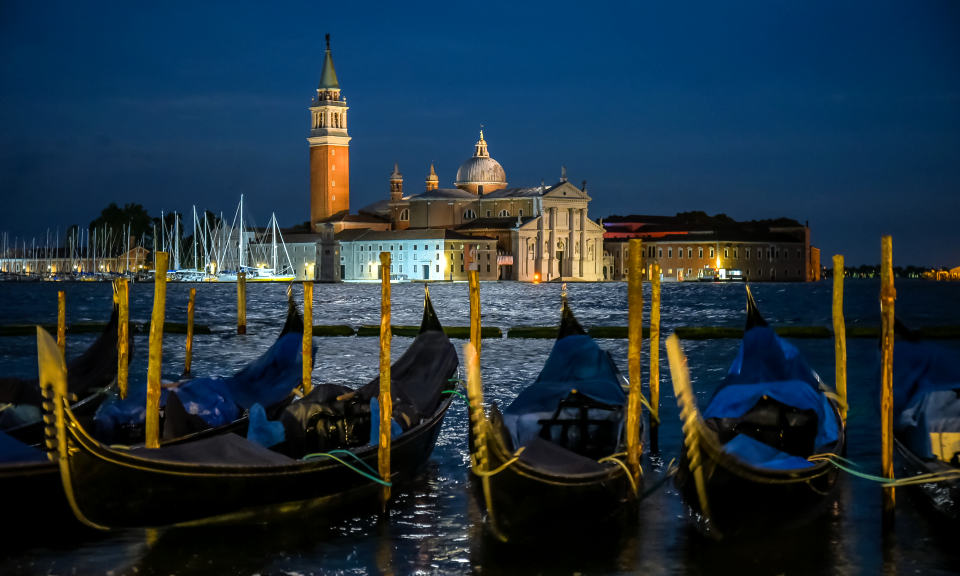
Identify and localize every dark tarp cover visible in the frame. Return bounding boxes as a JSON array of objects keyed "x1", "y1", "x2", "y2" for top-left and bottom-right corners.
[
  {"x1": 129, "y1": 433, "x2": 294, "y2": 466},
  {"x1": 894, "y1": 340, "x2": 960, "y2": 460},
  {"x1": 706, "y1": 326, "x2": 839, "y2": 465},
  {"x1": 93, "y1": 332, "x2": 303, "y2": 442},
  {"x1": 268, "y1": 330, "x2": 458, "y2": 455},
  {"x1": 503, "y1": 334, "x2": 626, "y2": 449}
]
